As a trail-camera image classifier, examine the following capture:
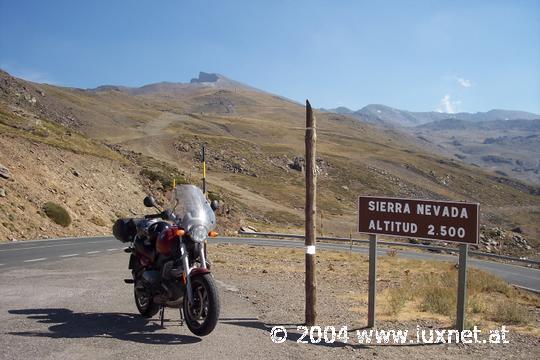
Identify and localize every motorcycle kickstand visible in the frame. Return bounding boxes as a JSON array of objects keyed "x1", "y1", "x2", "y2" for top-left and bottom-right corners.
[
  {"x1": 159, "y1": 306, "x2": 165, "y2": 328},
  {"x1": 179, "y1": 307, "x2": 184, "y2": 326}
]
